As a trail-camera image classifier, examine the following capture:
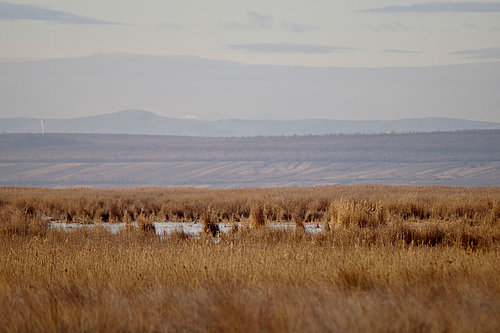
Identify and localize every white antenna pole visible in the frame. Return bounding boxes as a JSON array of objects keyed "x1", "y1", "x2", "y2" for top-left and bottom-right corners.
[{"x1": 40, "y1": 120, "x2": 45, "y2": 134}]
